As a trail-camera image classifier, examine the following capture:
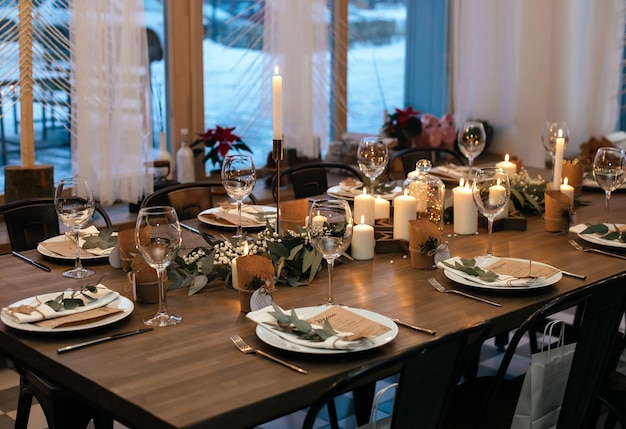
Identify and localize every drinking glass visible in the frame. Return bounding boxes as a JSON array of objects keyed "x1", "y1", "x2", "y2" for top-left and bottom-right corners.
[
  {"x1": 542, "y1": 121, "x2": 569, "y2": 175},
  {"x1": 357, "y1": 136, "x2": 388, "y2": 193},
  {"x1": 472, "y1": 168, "x2": 510, "y2": 257},
  {"x1": 54, "y1": 177, "x2": 96, "y2": 278},
  {"x1": 593, "y1": 147, "x2": 626, "y2": 223},
  {"x1": 307, "y1": 199, "x2": 353, "y2": 305},
  {"x1": 221, "y1": 154, "x2": 256, "y2": 239},
  {"x1": 135, "y1": 206, "x2": 183, "y2": 327},
  {"x1": 458, "y1": 121, "x2": 486, "y2": 177}
]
